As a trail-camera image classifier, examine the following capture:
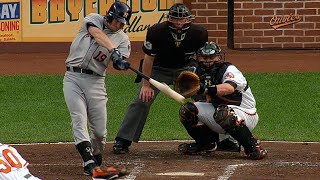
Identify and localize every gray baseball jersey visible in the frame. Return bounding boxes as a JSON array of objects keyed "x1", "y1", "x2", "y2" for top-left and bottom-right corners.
[
  {"x1": 63, "y1": 13, "x2": 131, "y2": 158},
  {"x1": 65, "y1": 13, "x2": 131, "y2": 76}
]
